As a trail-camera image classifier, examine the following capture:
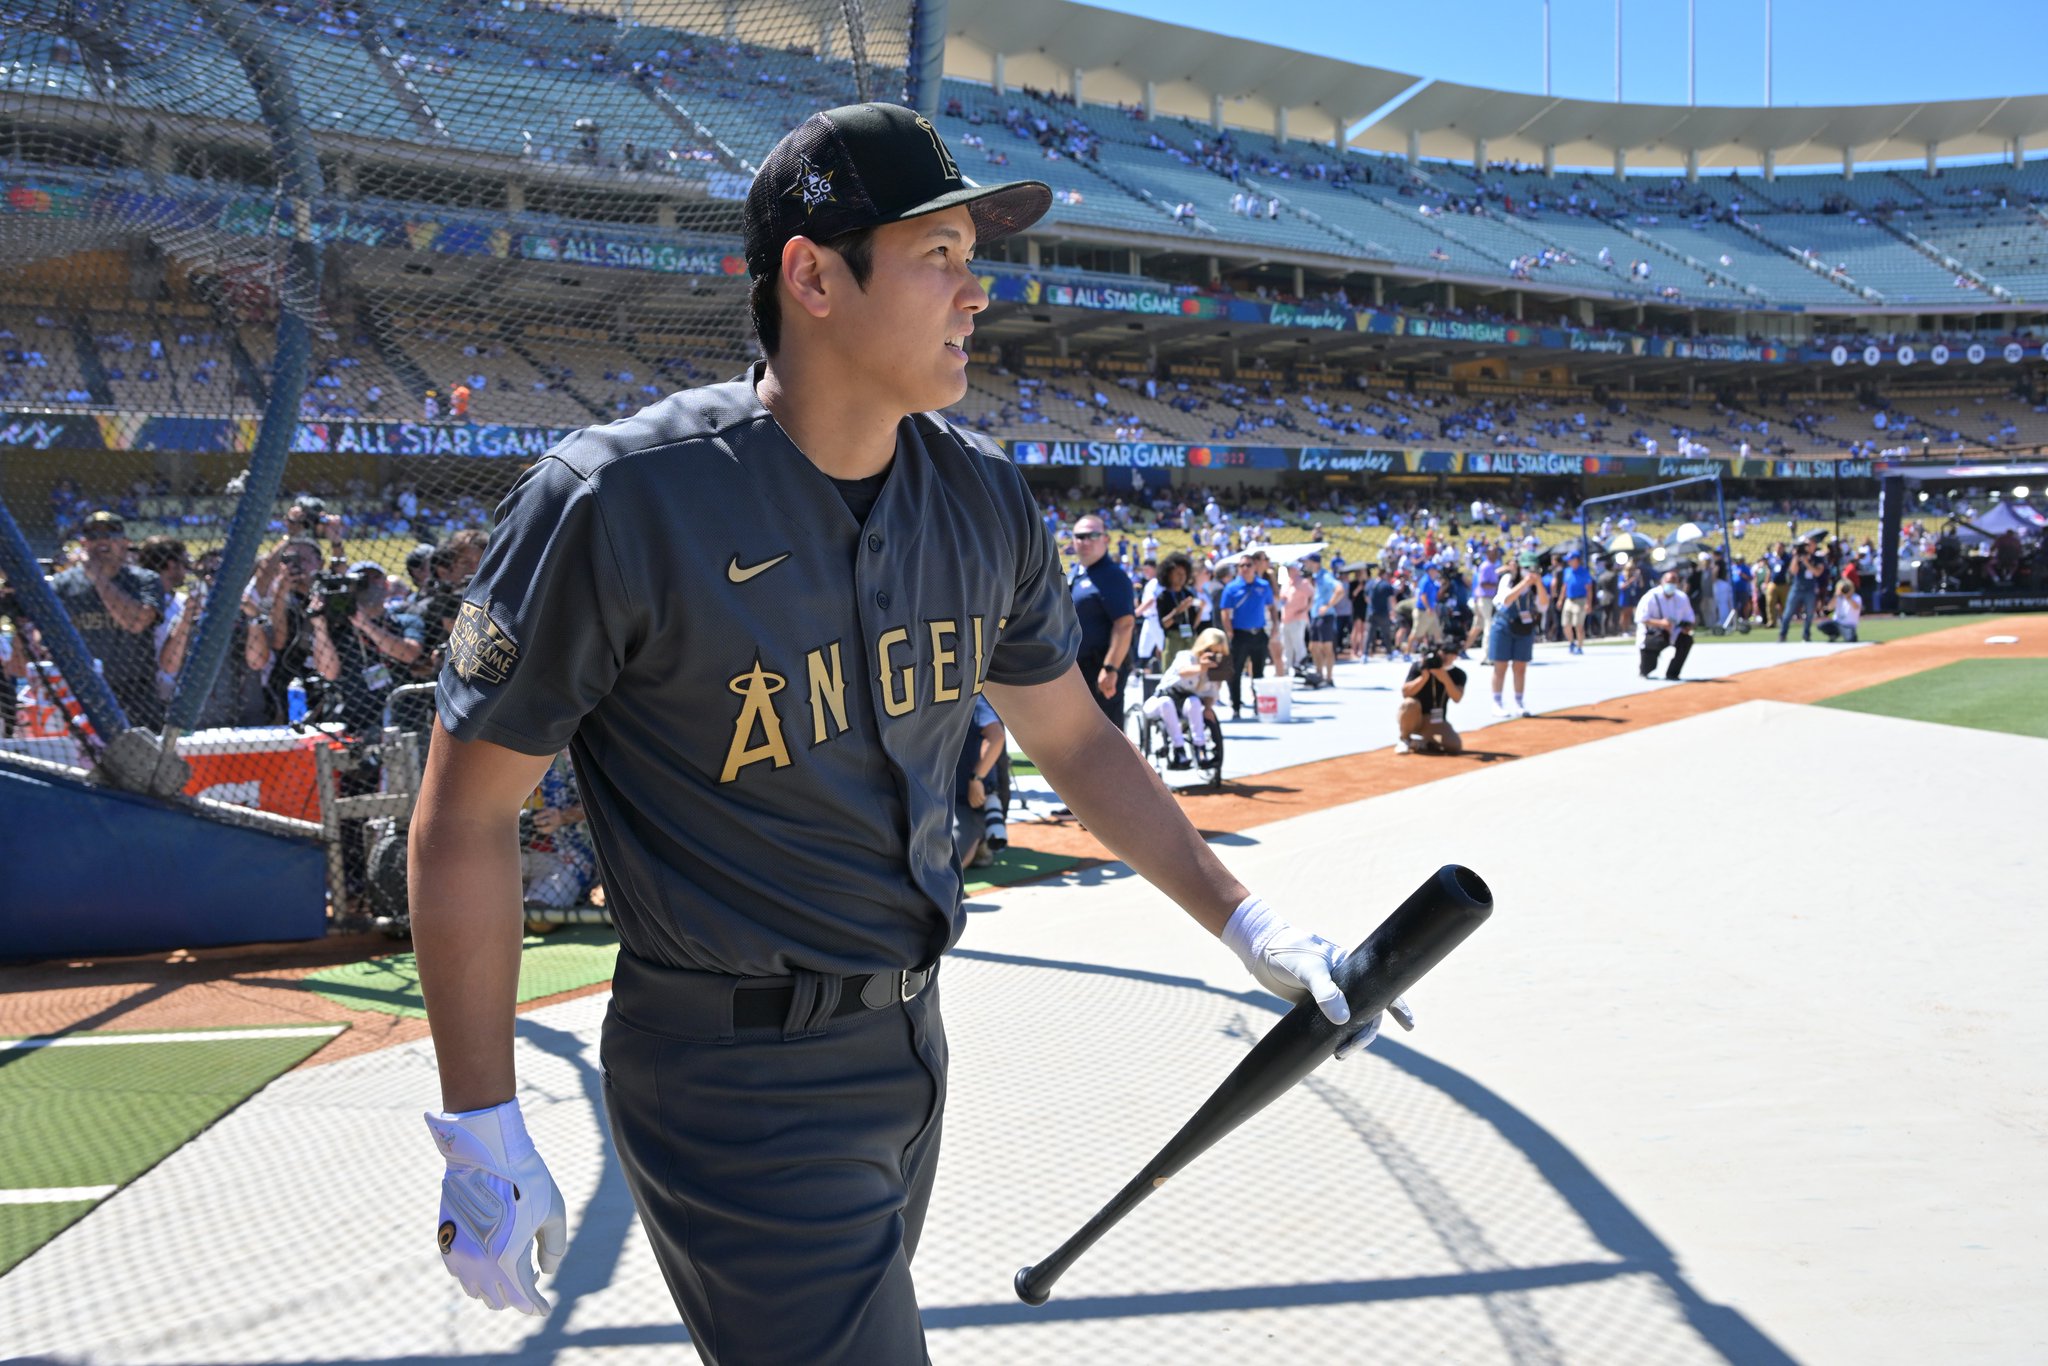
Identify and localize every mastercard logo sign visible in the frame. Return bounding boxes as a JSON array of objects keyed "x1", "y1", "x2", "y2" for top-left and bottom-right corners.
[{"x1": 1187, "y1": 447, "x2": 1213, "y2": 467}]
